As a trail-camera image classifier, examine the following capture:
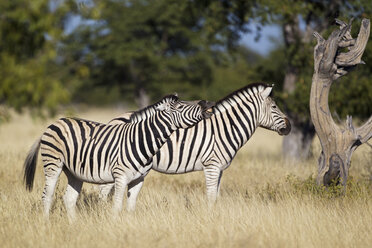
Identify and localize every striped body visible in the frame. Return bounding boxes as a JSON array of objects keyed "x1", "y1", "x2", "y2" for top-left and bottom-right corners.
[
  {"x1": 100, "y1": 83, "x2": 291, "y2": 203},
  {"x1": 154, "y1": 119, "x2": 215, "y2": 173},
  {"x1": 41, "y1": 117, "x2": 160, "y2": 184},
  {"x1": 24, "y1": 95, "x2": 213, "y2": 218}
]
